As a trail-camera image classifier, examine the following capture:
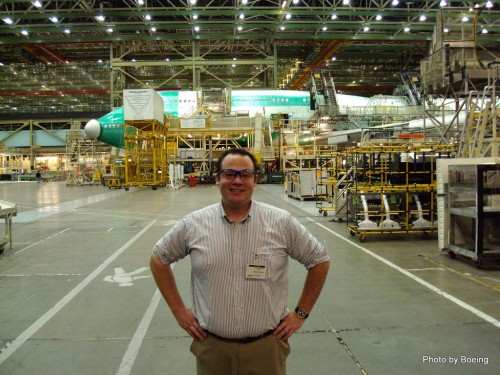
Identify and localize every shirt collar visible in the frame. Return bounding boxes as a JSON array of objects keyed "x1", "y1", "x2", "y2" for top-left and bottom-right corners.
[{"x1": 219, "y1": 201, "x2": 253, "y2": 224}]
